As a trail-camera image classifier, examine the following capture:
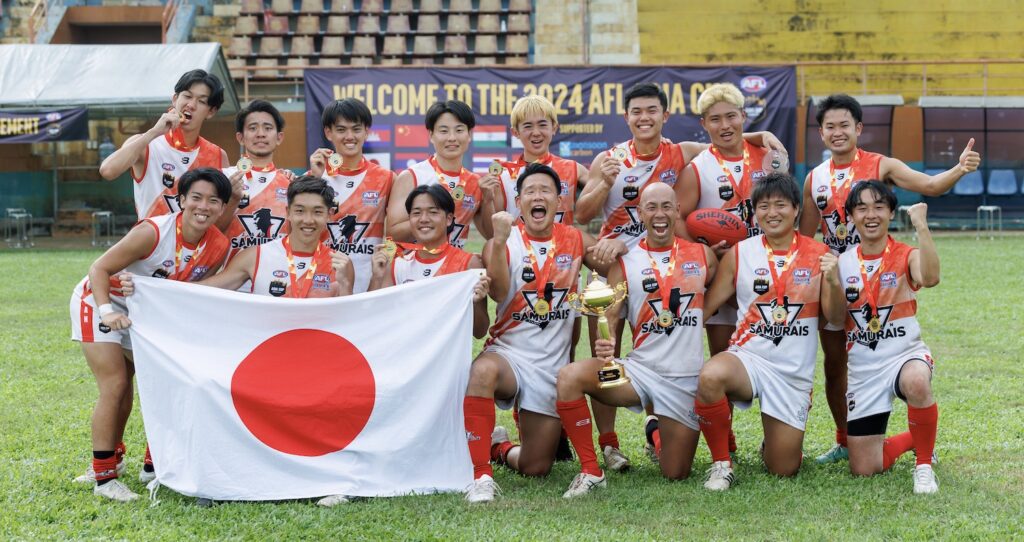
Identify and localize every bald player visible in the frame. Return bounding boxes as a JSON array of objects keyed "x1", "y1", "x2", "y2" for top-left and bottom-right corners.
[
  {"x1": 801, "y1": 94, "x2": 981, "y2": 464},
  {"x1": 554, "y1": 183, "x2": 717, "y2": 498}
]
